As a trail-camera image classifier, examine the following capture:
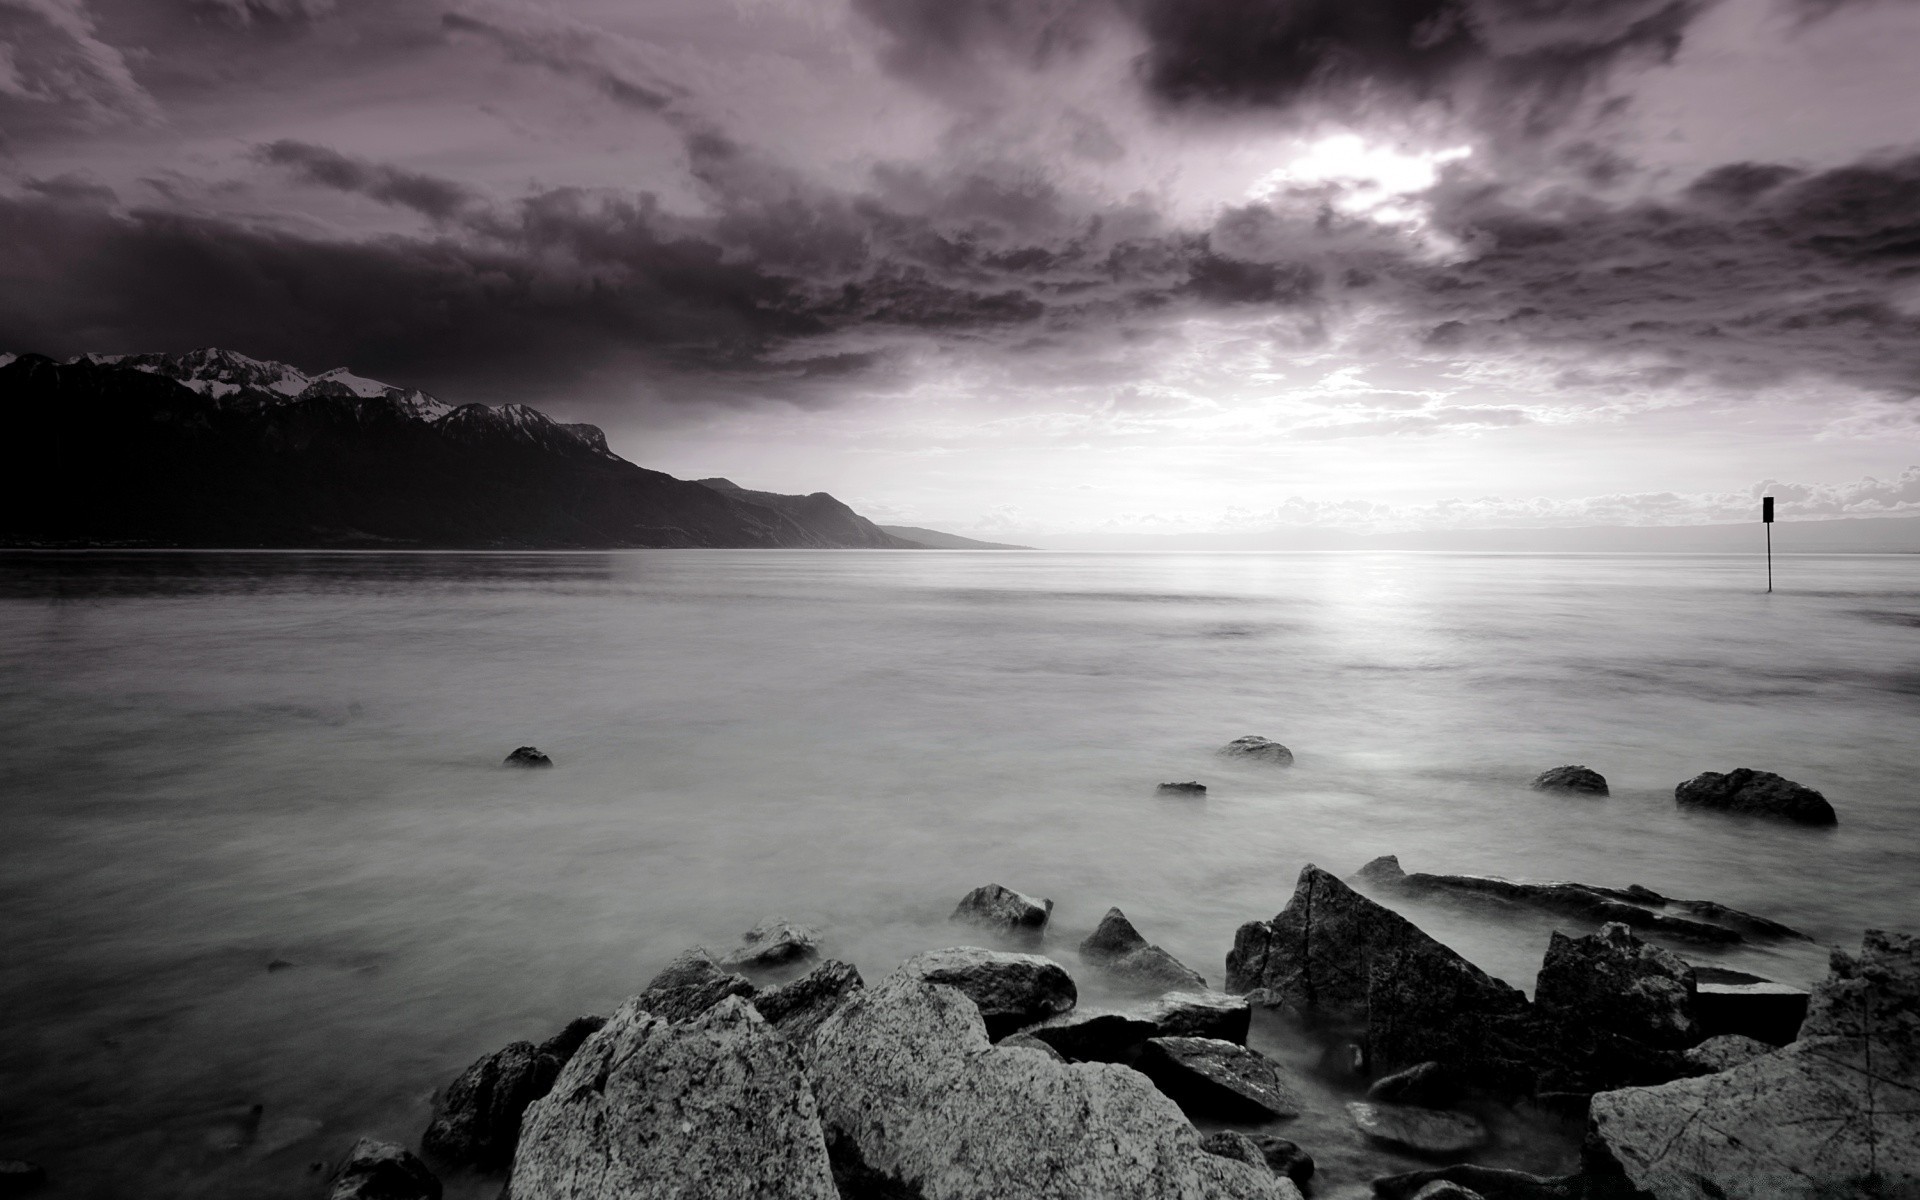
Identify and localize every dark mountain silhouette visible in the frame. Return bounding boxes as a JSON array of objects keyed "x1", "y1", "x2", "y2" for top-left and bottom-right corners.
[
  {"x1": 877, "y1": 525, "x2": 1033, "y2": 550},
  {"x1": 0, "y1": 351, "x2": 925, "y2": 550}
]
